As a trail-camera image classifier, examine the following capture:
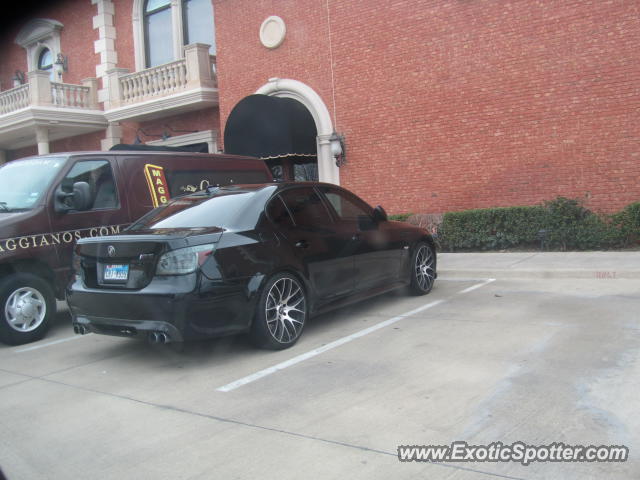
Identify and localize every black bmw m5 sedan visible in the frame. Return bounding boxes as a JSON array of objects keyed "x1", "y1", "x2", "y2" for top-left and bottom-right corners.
[{"x1": 67, "y1": 182, "x2": 436, "y2": 349}]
